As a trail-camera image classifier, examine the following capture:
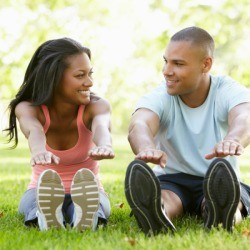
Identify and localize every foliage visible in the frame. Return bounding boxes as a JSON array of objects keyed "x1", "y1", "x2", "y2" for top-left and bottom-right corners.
[{"x1": 1, "y1": 0, "x2": 250, "y2": 133}]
